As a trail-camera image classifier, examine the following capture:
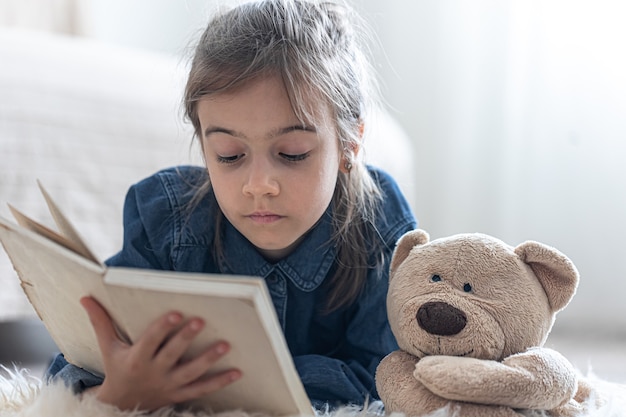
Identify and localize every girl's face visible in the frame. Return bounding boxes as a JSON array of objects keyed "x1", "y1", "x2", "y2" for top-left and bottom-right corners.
[{"x1": 198, "y1": 75, "x2": 343, "y2": 261}]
